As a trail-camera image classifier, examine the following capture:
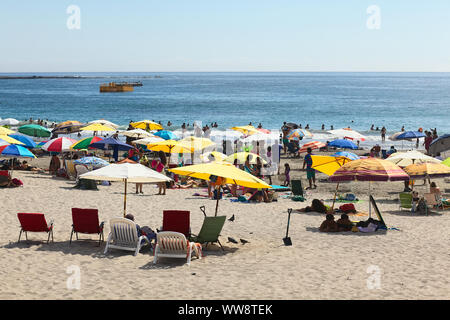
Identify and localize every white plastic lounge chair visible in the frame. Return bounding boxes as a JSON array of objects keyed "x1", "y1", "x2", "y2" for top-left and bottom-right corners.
[
  {"x1": 153, "y1": 231, "x2": 201, "y2": 266},
  {"x1": 75, "y1": 164, "x2": 89, "y2": 180},
  {"x1": 104, "y1": 218, "x2": 150, "y2": 256}
]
